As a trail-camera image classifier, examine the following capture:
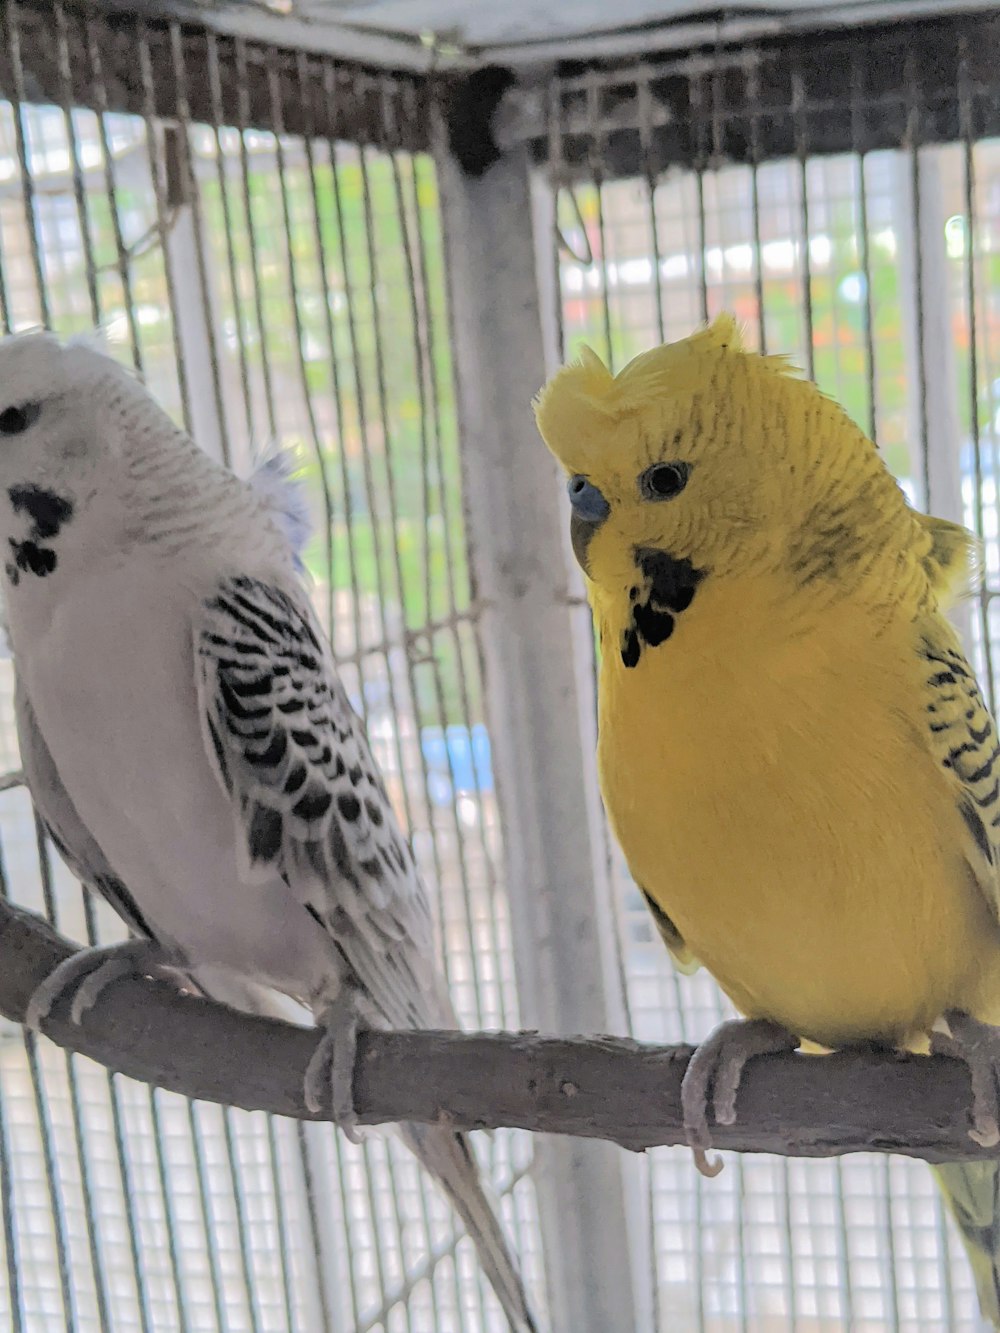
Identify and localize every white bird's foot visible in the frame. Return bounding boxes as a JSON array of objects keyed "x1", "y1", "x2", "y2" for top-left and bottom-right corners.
[
  {"x1": 681, "y1": 1017, "x2": 799, "y2": 1177},
  {"x1": 304, "y1": 993, "x2": 362, "y2": 1142},
  {"x1": 25, "y1": 938, "x2": 168, "y2": 1033},
  {"x1": 931, "y1": 1010, "x2": 1000, "y2": 1147}
]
